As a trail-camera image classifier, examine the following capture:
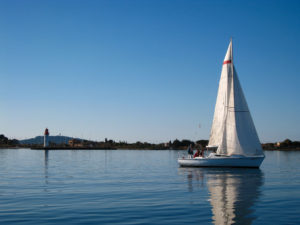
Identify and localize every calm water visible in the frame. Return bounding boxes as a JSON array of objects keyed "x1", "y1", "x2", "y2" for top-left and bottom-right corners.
[{"x1": 0, "y1": 149, "x2": 299, "y2": 224}]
